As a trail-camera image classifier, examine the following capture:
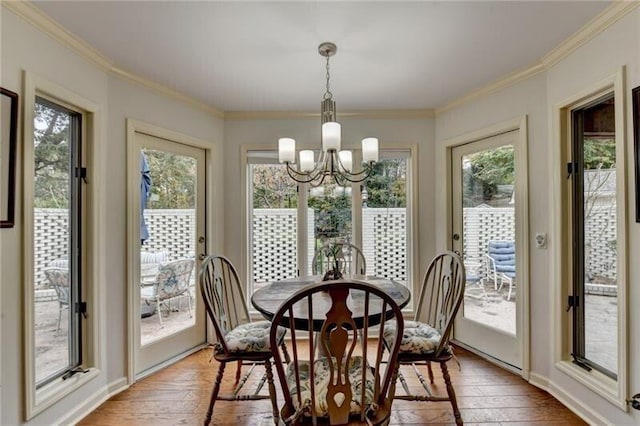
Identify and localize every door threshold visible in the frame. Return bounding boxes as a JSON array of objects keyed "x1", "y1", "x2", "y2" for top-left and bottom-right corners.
[{"x1": 452, "y1": 339, "x2": 523, "y2": 377}]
